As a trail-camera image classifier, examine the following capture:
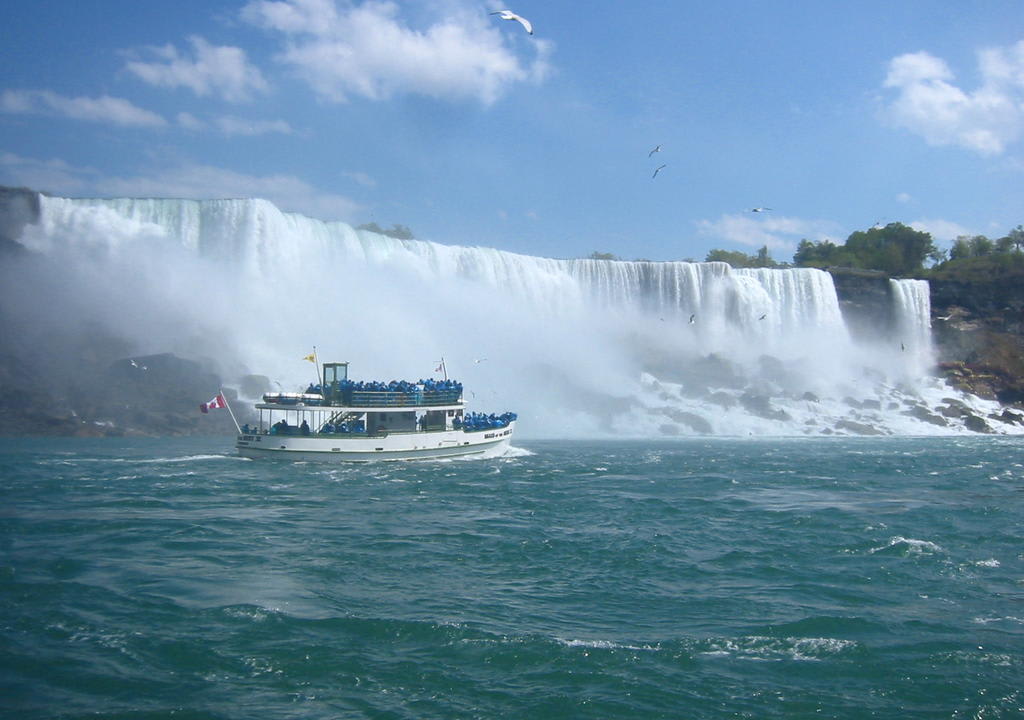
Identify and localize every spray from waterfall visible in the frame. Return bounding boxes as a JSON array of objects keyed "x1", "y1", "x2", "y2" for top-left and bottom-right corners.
[{"x1": 5, "y1": 194, "x2": 1014, "y2": 437}]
